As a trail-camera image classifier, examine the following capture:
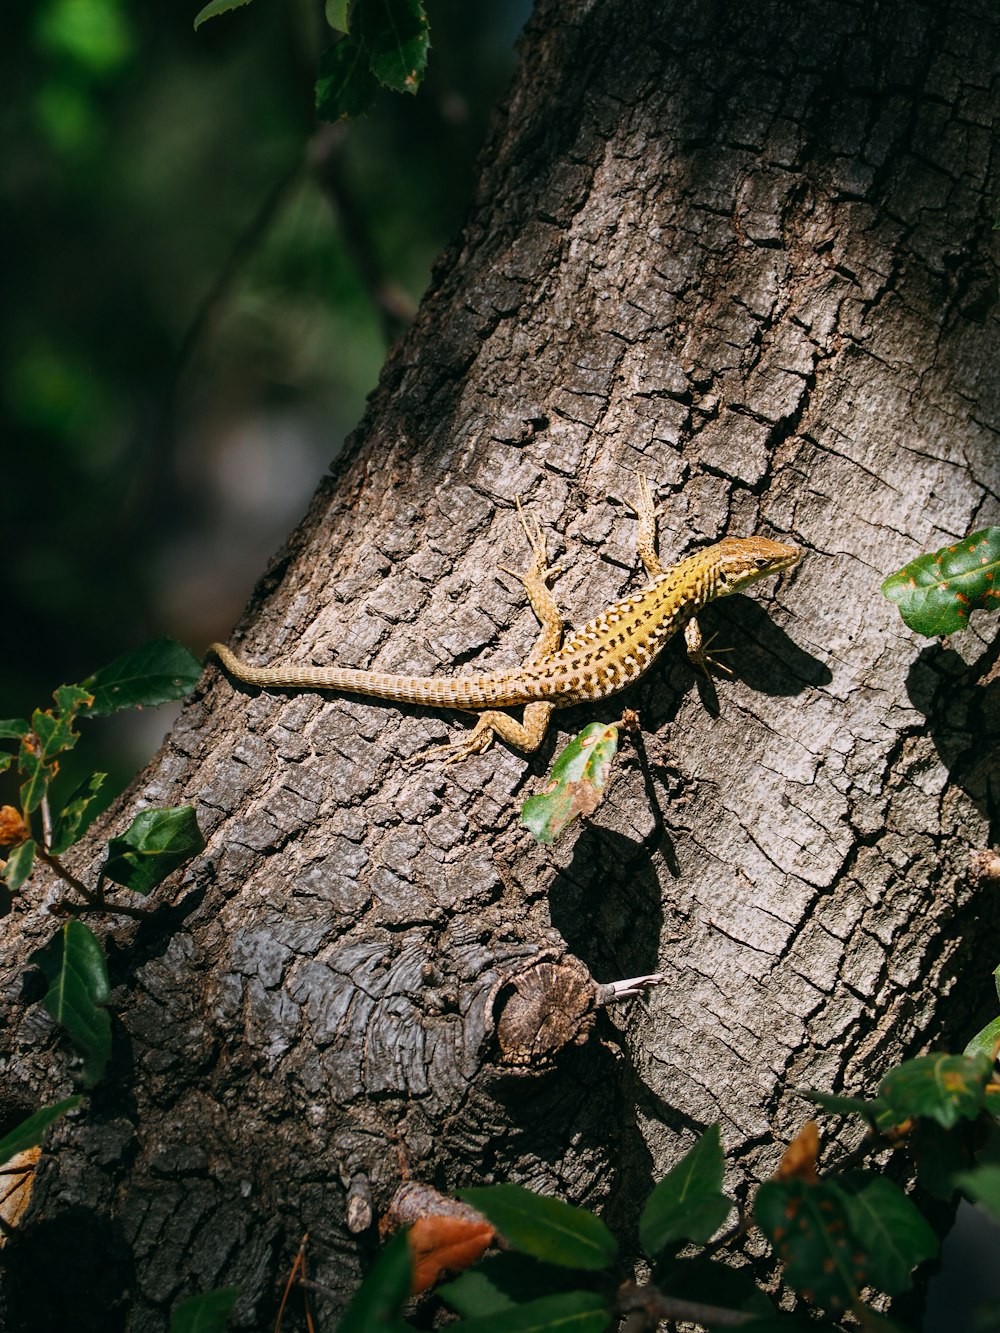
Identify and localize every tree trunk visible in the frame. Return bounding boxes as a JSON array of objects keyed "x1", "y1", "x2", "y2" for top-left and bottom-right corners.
[{"x1": 3, "y1": 0, "x2": 998, "y2": 1327}]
